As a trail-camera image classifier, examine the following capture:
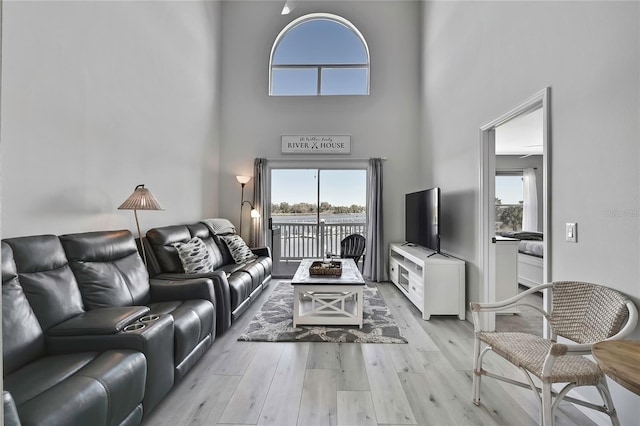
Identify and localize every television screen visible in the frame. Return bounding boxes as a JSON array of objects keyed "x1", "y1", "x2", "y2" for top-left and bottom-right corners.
[{"x1": 405, "y1": 188, "x2": 440, "y2": 252}]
